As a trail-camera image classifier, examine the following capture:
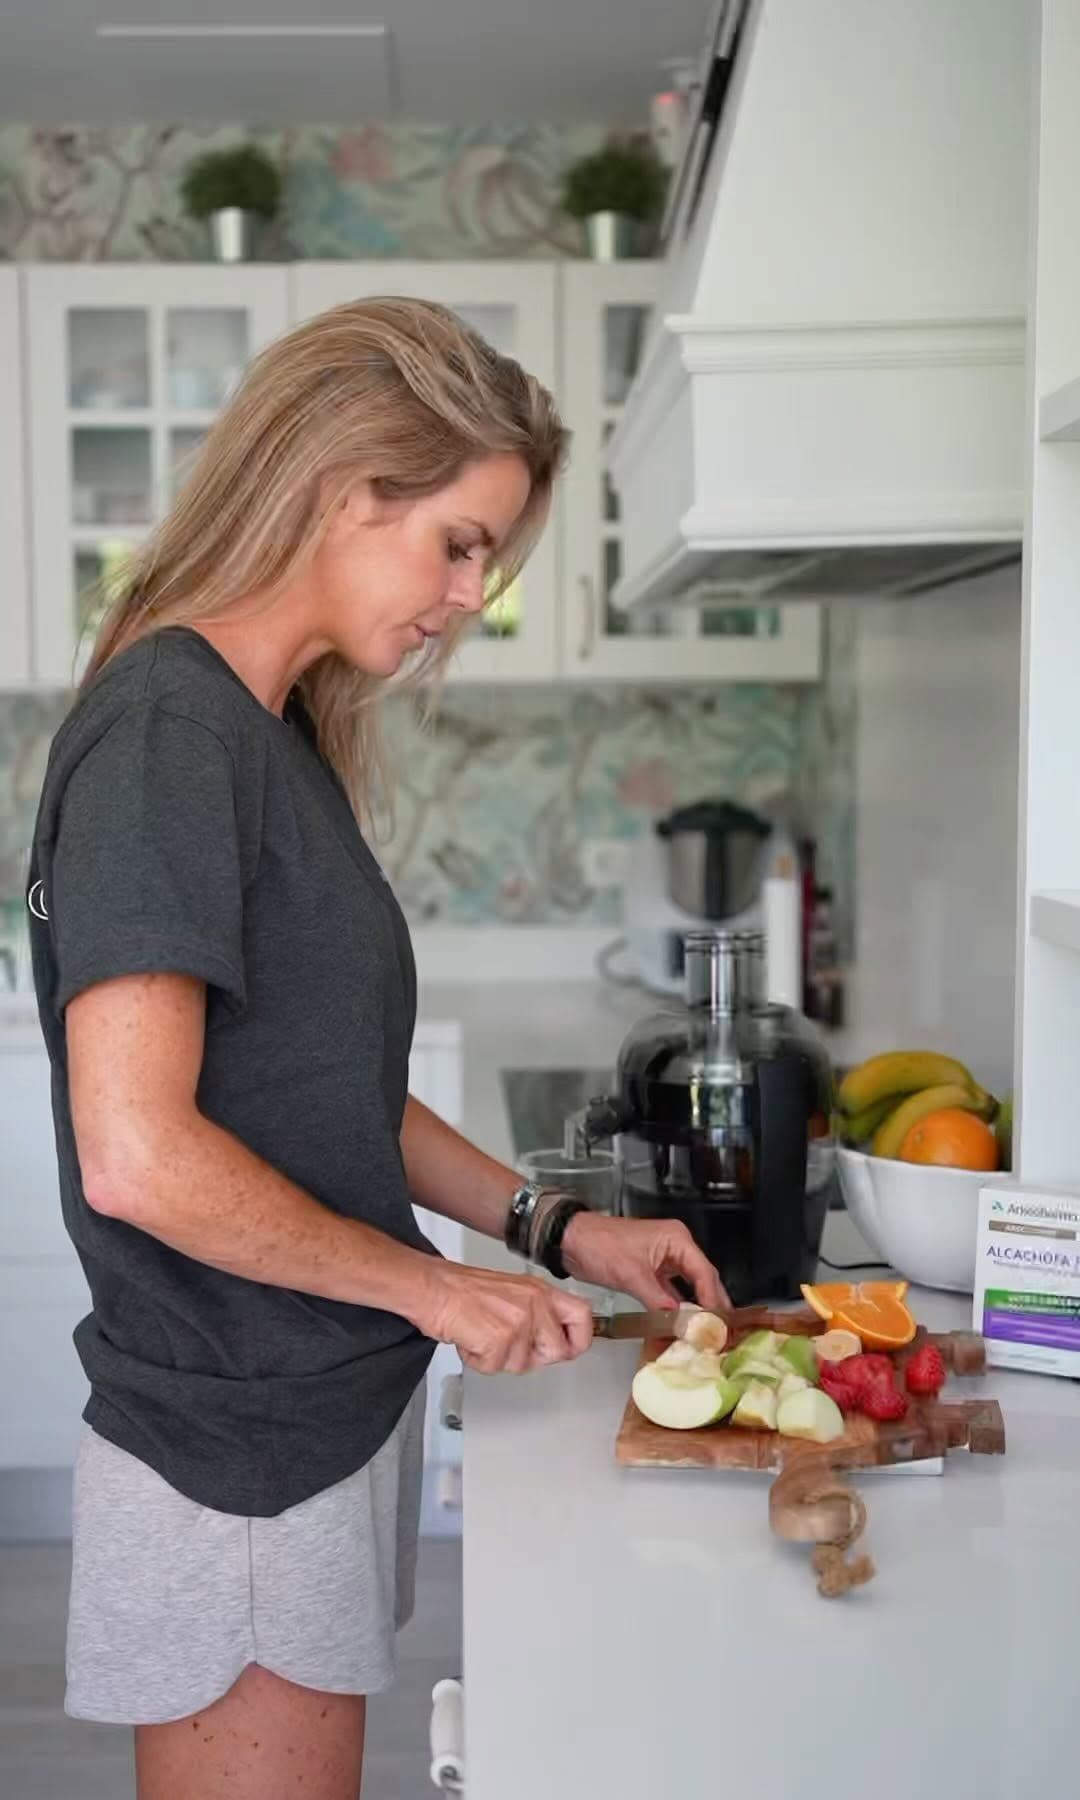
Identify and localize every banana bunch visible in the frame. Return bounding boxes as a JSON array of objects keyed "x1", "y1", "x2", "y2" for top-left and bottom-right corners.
[{"x1": 834, "y1": 1051, "x2": 996, "y2": 1159}]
